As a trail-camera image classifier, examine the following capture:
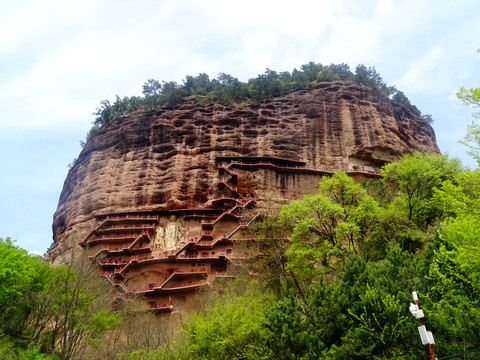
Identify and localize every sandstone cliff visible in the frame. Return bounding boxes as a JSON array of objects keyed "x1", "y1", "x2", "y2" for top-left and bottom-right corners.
[{"x1": 49, "y1": 80, "x2": 439, "y2": 268}]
